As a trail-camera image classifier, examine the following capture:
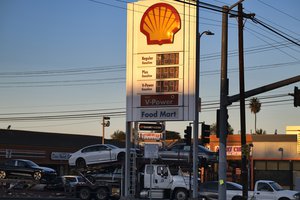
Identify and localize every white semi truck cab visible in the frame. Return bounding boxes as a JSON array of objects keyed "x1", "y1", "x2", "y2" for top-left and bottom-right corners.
[{"x1": 139, "y1": 164, "x2": 191, "y2": 200}]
